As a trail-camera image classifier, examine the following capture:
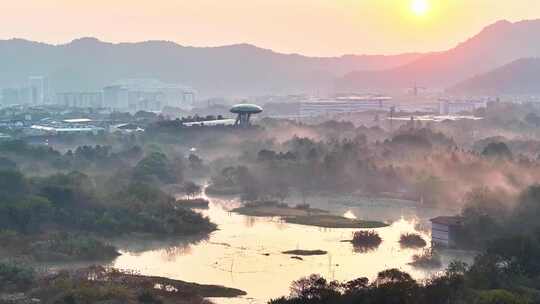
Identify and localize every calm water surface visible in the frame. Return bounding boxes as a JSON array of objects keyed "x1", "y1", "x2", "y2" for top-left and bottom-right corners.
[{"x1": 112, "y1": 194, "x2": 472, "y2": 304}]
